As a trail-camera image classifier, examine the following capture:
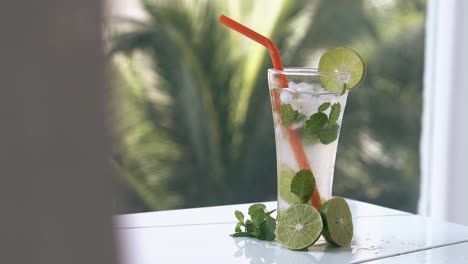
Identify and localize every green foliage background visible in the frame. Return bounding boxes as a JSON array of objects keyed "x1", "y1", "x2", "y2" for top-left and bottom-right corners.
[{"x1": 109, "y1": 0, "x2": 425, "y2": 213}]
